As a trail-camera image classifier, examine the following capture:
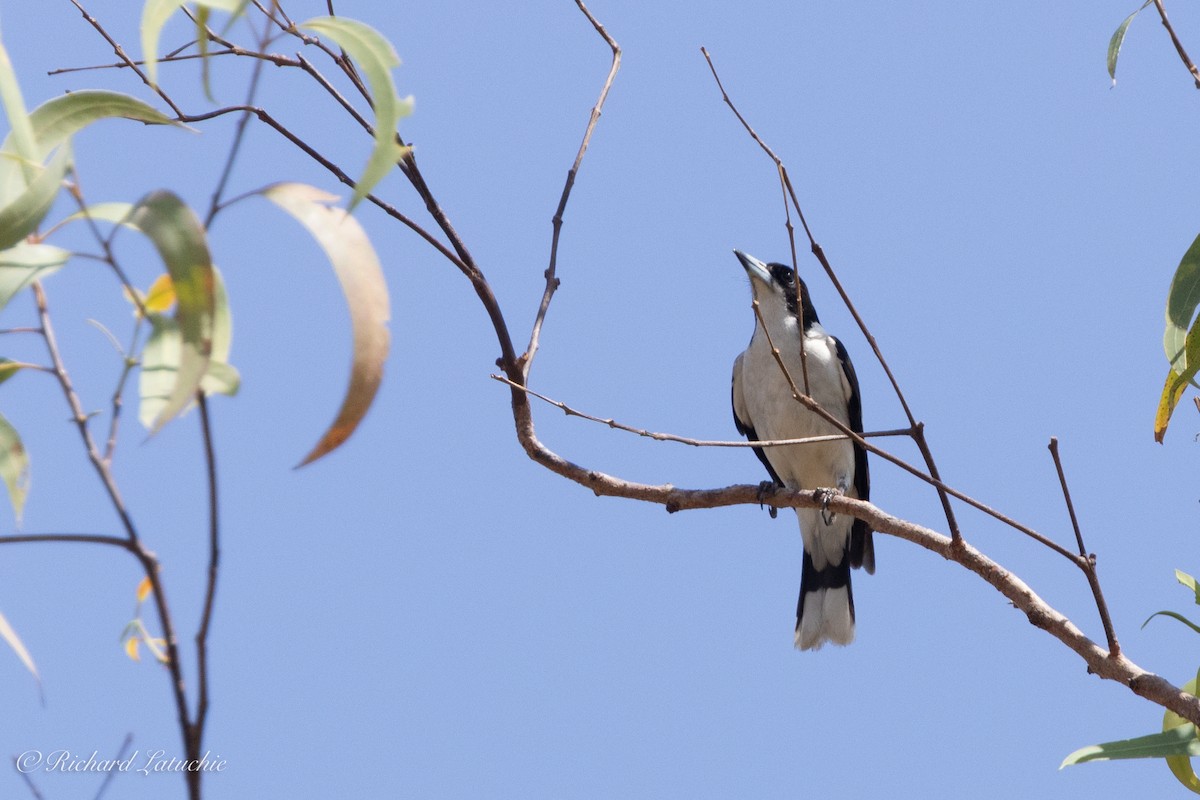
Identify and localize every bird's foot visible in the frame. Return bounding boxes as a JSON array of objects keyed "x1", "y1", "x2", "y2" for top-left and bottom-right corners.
[
  {"x1": 756, "y1": 480, "x2": 780, "y2": 519},
  {"x1": 816, "y1": 487, "x2": 842, "y2": 526}
]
